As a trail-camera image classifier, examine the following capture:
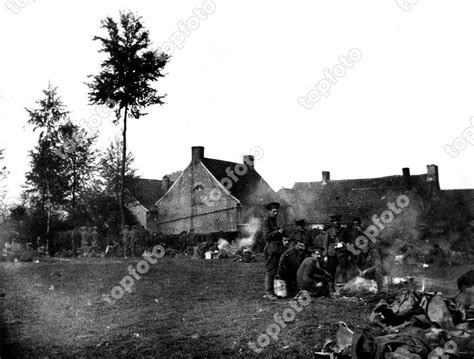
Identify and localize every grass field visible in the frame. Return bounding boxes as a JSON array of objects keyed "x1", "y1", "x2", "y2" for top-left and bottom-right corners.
[{"x1": 0, "y1": 255, "x2": 472, "y2": 358}]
